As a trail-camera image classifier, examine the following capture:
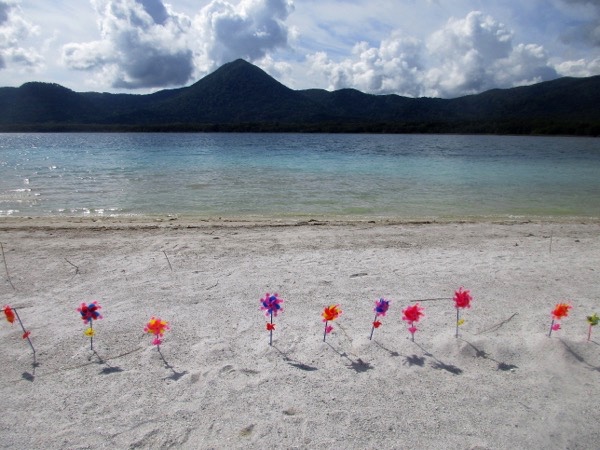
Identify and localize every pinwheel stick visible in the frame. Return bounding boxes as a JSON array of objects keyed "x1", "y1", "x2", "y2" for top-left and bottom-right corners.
[
  {"x1": 369, "y1": 313, "x2": 378, "y2": 340},
  {"x1": 269, "y1": 312, "x2": 273, "y2": 346},
  {"x1": 548, "y1": 319, "x2": 555, "y2": 337},
  {"x1": 455, "y1": 309, "x2": 460, "y2": 338},
  {"x1": 323, "y1": 321, "x2": 328, "y2": 342},
  {"x1": 588, "y1": 324, "x2": 593, "y2": 342},
  {"x1": 89, "y1": 321, "x2": 94, "y2": 351},
  {"x1": 12, "y1": 308, "x2": 35, "y2": 356}
]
